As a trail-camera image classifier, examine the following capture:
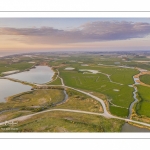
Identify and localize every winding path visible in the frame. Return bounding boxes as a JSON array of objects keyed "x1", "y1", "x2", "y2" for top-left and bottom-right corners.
[{"x1": 1, "y1": 108, "x2": 150, "y2": 128}]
